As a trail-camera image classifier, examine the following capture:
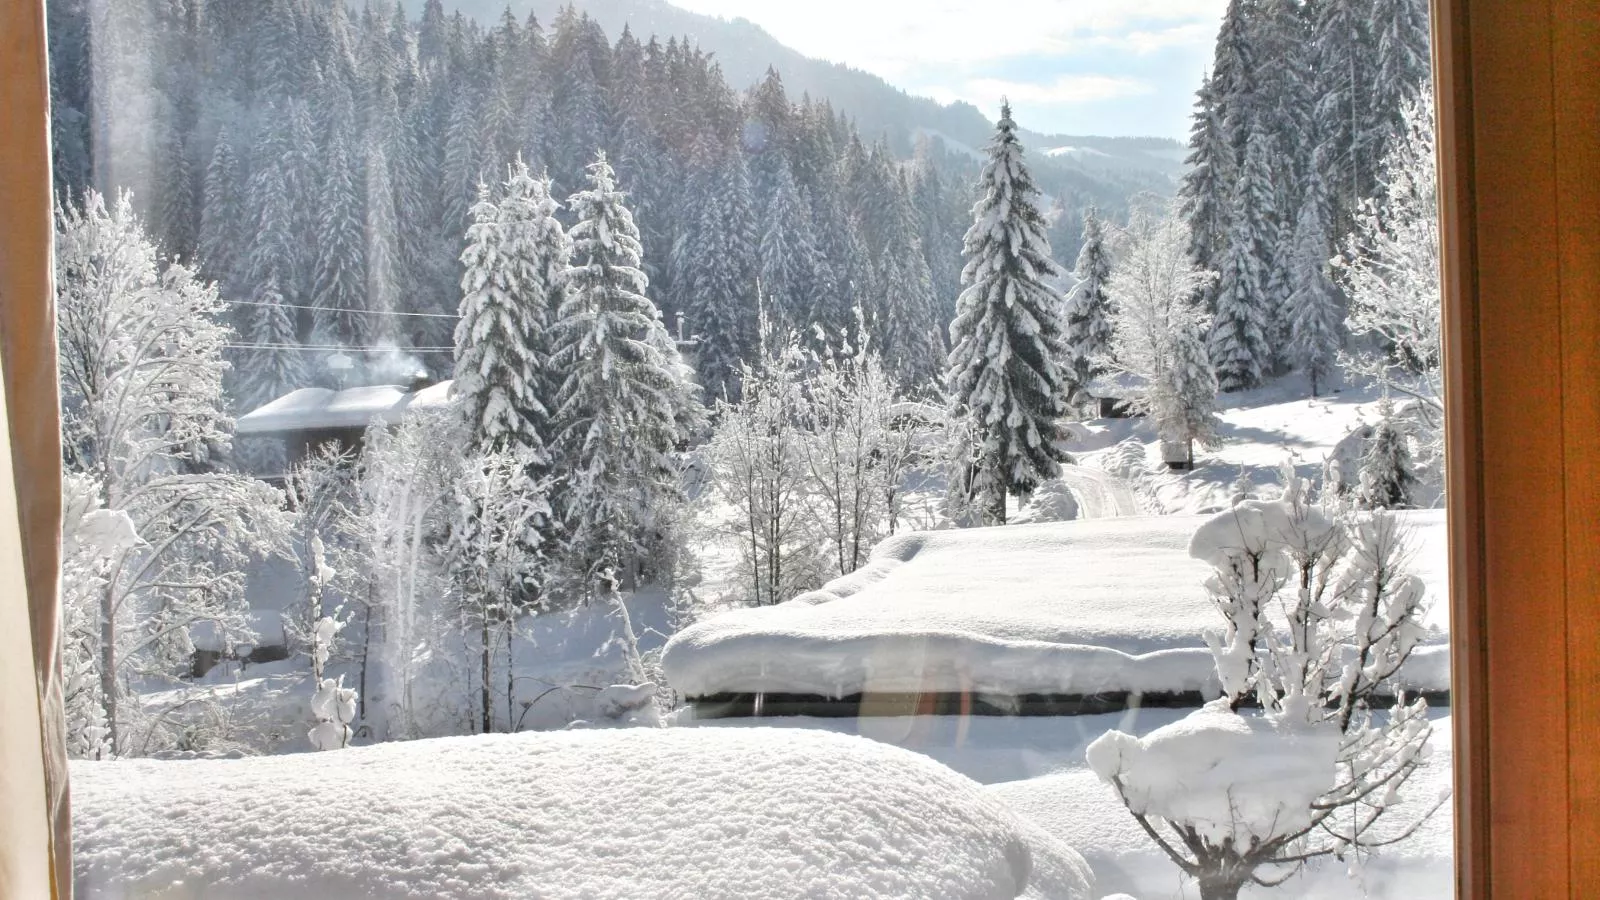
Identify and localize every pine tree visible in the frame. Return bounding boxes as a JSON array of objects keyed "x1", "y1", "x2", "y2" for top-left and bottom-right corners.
[
  {"x1": 945, "y1": 102, "x2": 1073, "y2": 525},
  {"x1": 876, "y1": 174, "x2": 943, "y2": 389},
  {"x1": 1064, "y1": 207, "x2": 1114, "y2": 391},
  {"x1": 1209, "y1": 126, "x2": 1276, "y2": 392},
  {"x1": 759, "y1": 161, "x2": 821, "y2": 334},
  {"x1": 1287, "y1": 172, "x2": 1342, "y2": 396},
  {"x1": 199, "y1": 127, "x2": 242, "y2": 291},
  {"x1": 1359, "y1": 403, "x2": 1417, "y2": 510},
  {"x1": 1374, "y1": 0, "x2": 1432, "y2": 137},
  {"x1": 679, "y1": 139, "x2": 759, "y2": 401},
  {"x1": 311, "y1": 131, "x2": 369, "y2": 346},
  {"x1": 551, "y1": 153, "x2": 694, "y2": 582},
  {"x1": 1178, "y1": 74, "x2": 1232, "y2": 282},
  {"x1": 238, "y1": 272, "x2": 308, "y2": 413},
  {"x1": 364, "y1": 140, "x2": 401, "y2": 344}
]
